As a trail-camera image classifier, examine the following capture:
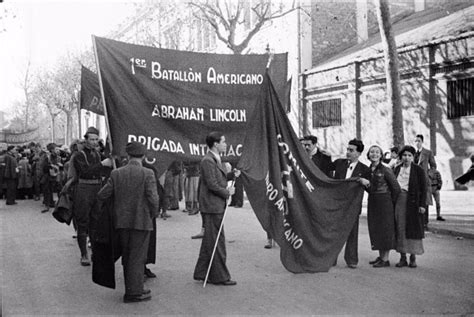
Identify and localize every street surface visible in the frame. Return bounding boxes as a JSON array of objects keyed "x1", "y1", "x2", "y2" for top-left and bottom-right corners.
[{"x1": 1, "y1": 190, "x2": 474, "y2": 315}]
